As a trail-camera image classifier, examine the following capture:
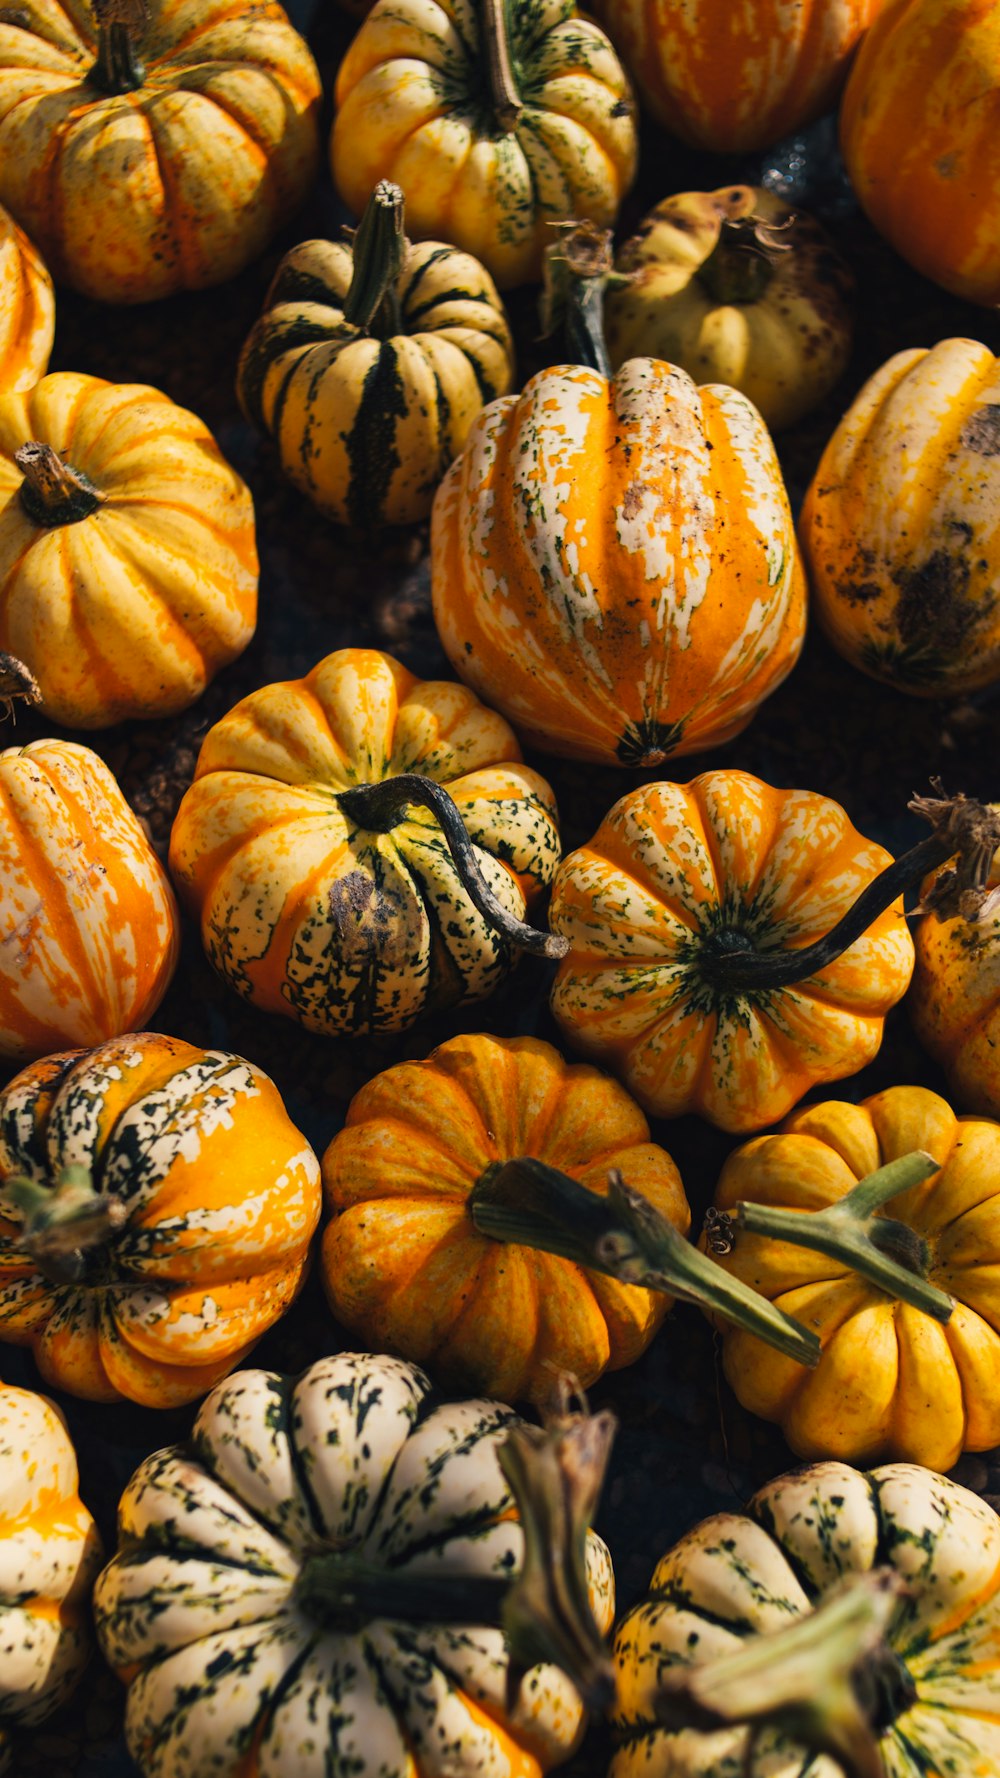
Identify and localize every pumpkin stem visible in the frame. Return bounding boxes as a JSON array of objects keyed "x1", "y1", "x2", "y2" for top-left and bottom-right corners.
[
  {"x1": 89, "y1": 0, "x2": 147, "y2": 93},
  {"x1": 656, "y1": 1567, "x2": 911, "y2": 1778},
  {"x1": 728, "y1": 1149, "x2": 954, "y2": 1323},
  {"x1": 696, "y1": 790, "x2": 1000, "y2": 994},
  {"x1": 480, "y1": 0, "x2": 523, "y2": 135},
  {"x1": 15, "y1": 443, "x2": 103, "y2": 528},
  {"x1": 342, "y1": 181, "x2": 406, "y2": 337},
  {"x1": 5, "y1": 1167, "x2": 127, "y2": 1286},
  {"x1": 337, "y1": 772, "x2": 569, "y2": 960},
  {"x1": 698, "y1": 205, "x2": 796, "y2": 306},
  {"x1": 0, "y1": 654, "x2": 41, "y2": 721},
  {"x1": 540, "y1": 221, "x2": 619, "y2": 378},
  {"x1": 469, "y1": 1159, "x2": 821, "y2": 1368}
]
